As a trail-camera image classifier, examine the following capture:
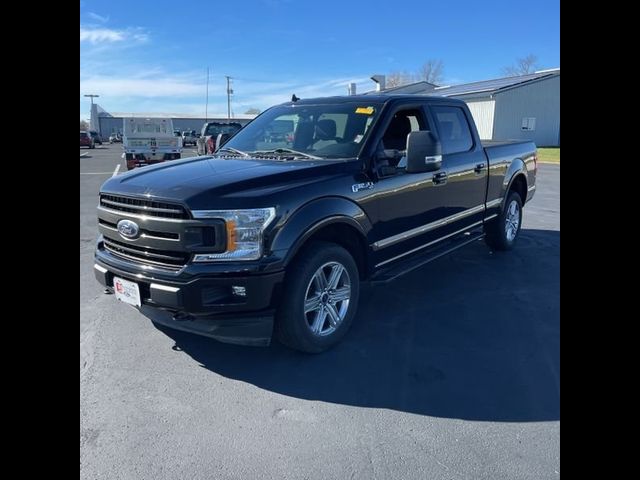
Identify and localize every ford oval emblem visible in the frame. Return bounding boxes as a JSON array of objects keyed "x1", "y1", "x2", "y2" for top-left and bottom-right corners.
[{"x1": 117, "y1": 219, "x2": 140, "y2": 239}]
